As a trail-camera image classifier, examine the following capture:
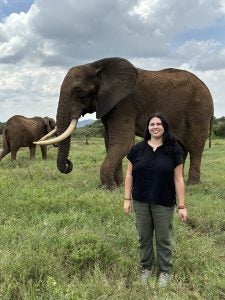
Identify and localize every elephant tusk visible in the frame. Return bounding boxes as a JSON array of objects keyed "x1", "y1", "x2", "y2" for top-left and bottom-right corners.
[
  {"x1": 33, "y1": 119, "x2": 77, "y2": 145},
  {"x1": 39, "y1": 128, "x2": 57, "y2": 141}
]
